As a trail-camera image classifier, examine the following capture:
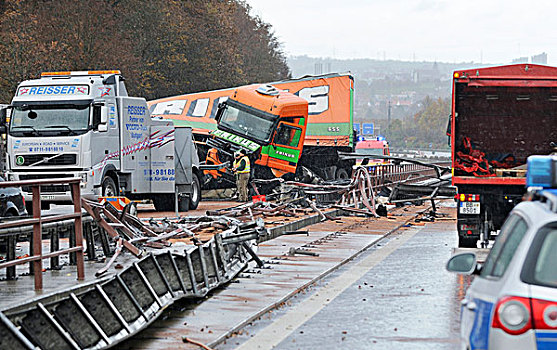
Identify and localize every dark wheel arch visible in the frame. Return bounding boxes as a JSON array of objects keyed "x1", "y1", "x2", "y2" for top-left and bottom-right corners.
[{"x1": 4, "y1": 207, "x2": 18, "y2": 217}]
